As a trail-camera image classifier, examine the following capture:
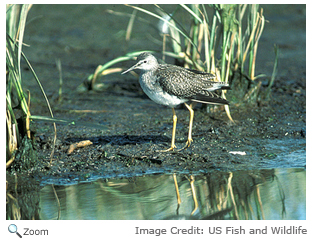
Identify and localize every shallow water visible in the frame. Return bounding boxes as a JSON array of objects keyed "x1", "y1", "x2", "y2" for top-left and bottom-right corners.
[{"x1": 38, "y1": 168, "x2": 305, "y2": 220}]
